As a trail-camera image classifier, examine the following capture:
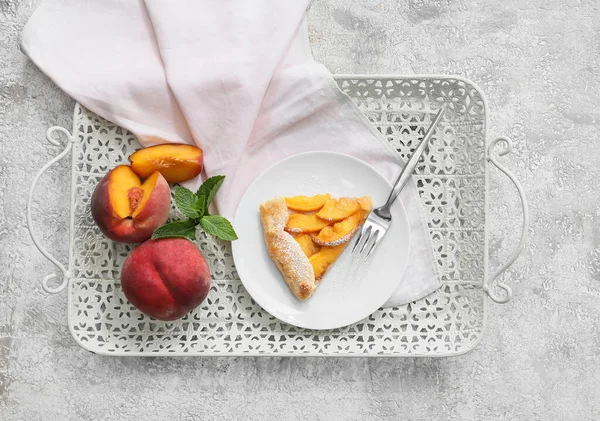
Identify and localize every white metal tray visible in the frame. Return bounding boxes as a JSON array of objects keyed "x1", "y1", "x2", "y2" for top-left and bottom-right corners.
[{"x1": 27, "y1": 75, "x2": 528, "y2": 357}]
